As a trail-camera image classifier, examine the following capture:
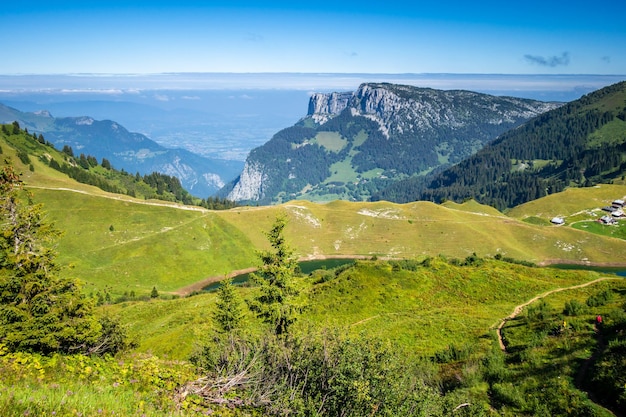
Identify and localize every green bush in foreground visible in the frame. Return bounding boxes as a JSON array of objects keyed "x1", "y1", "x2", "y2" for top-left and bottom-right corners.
[{"x1": 189, "y1": 329, "x2": 482, "y2": 416}]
